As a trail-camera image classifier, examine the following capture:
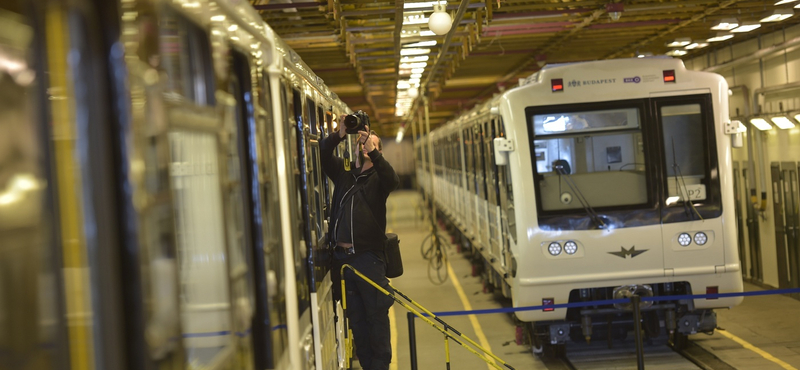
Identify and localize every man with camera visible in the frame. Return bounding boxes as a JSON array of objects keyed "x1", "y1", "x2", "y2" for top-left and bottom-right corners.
[{"x1": 321, "y1": 111, "x2": 399, "y2": 370}]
